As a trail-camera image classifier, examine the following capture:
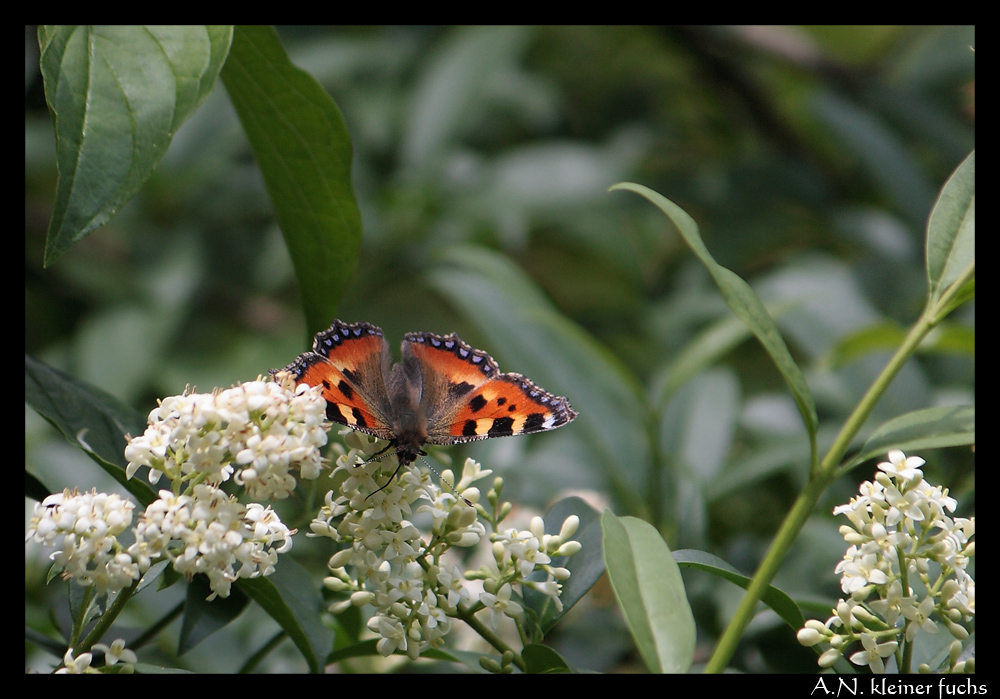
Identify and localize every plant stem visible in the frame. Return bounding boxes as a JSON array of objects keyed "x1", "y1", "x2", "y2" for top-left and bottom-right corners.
[
  {"x1": 704, "y1": 473, "x2": 833, "y2": 672},
  {"x1": 76, "y1": 578, "x2": 139, "y2": 654},
  {"x1": 705, "y1": 309, "x2": 940, "y2": 673}
]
